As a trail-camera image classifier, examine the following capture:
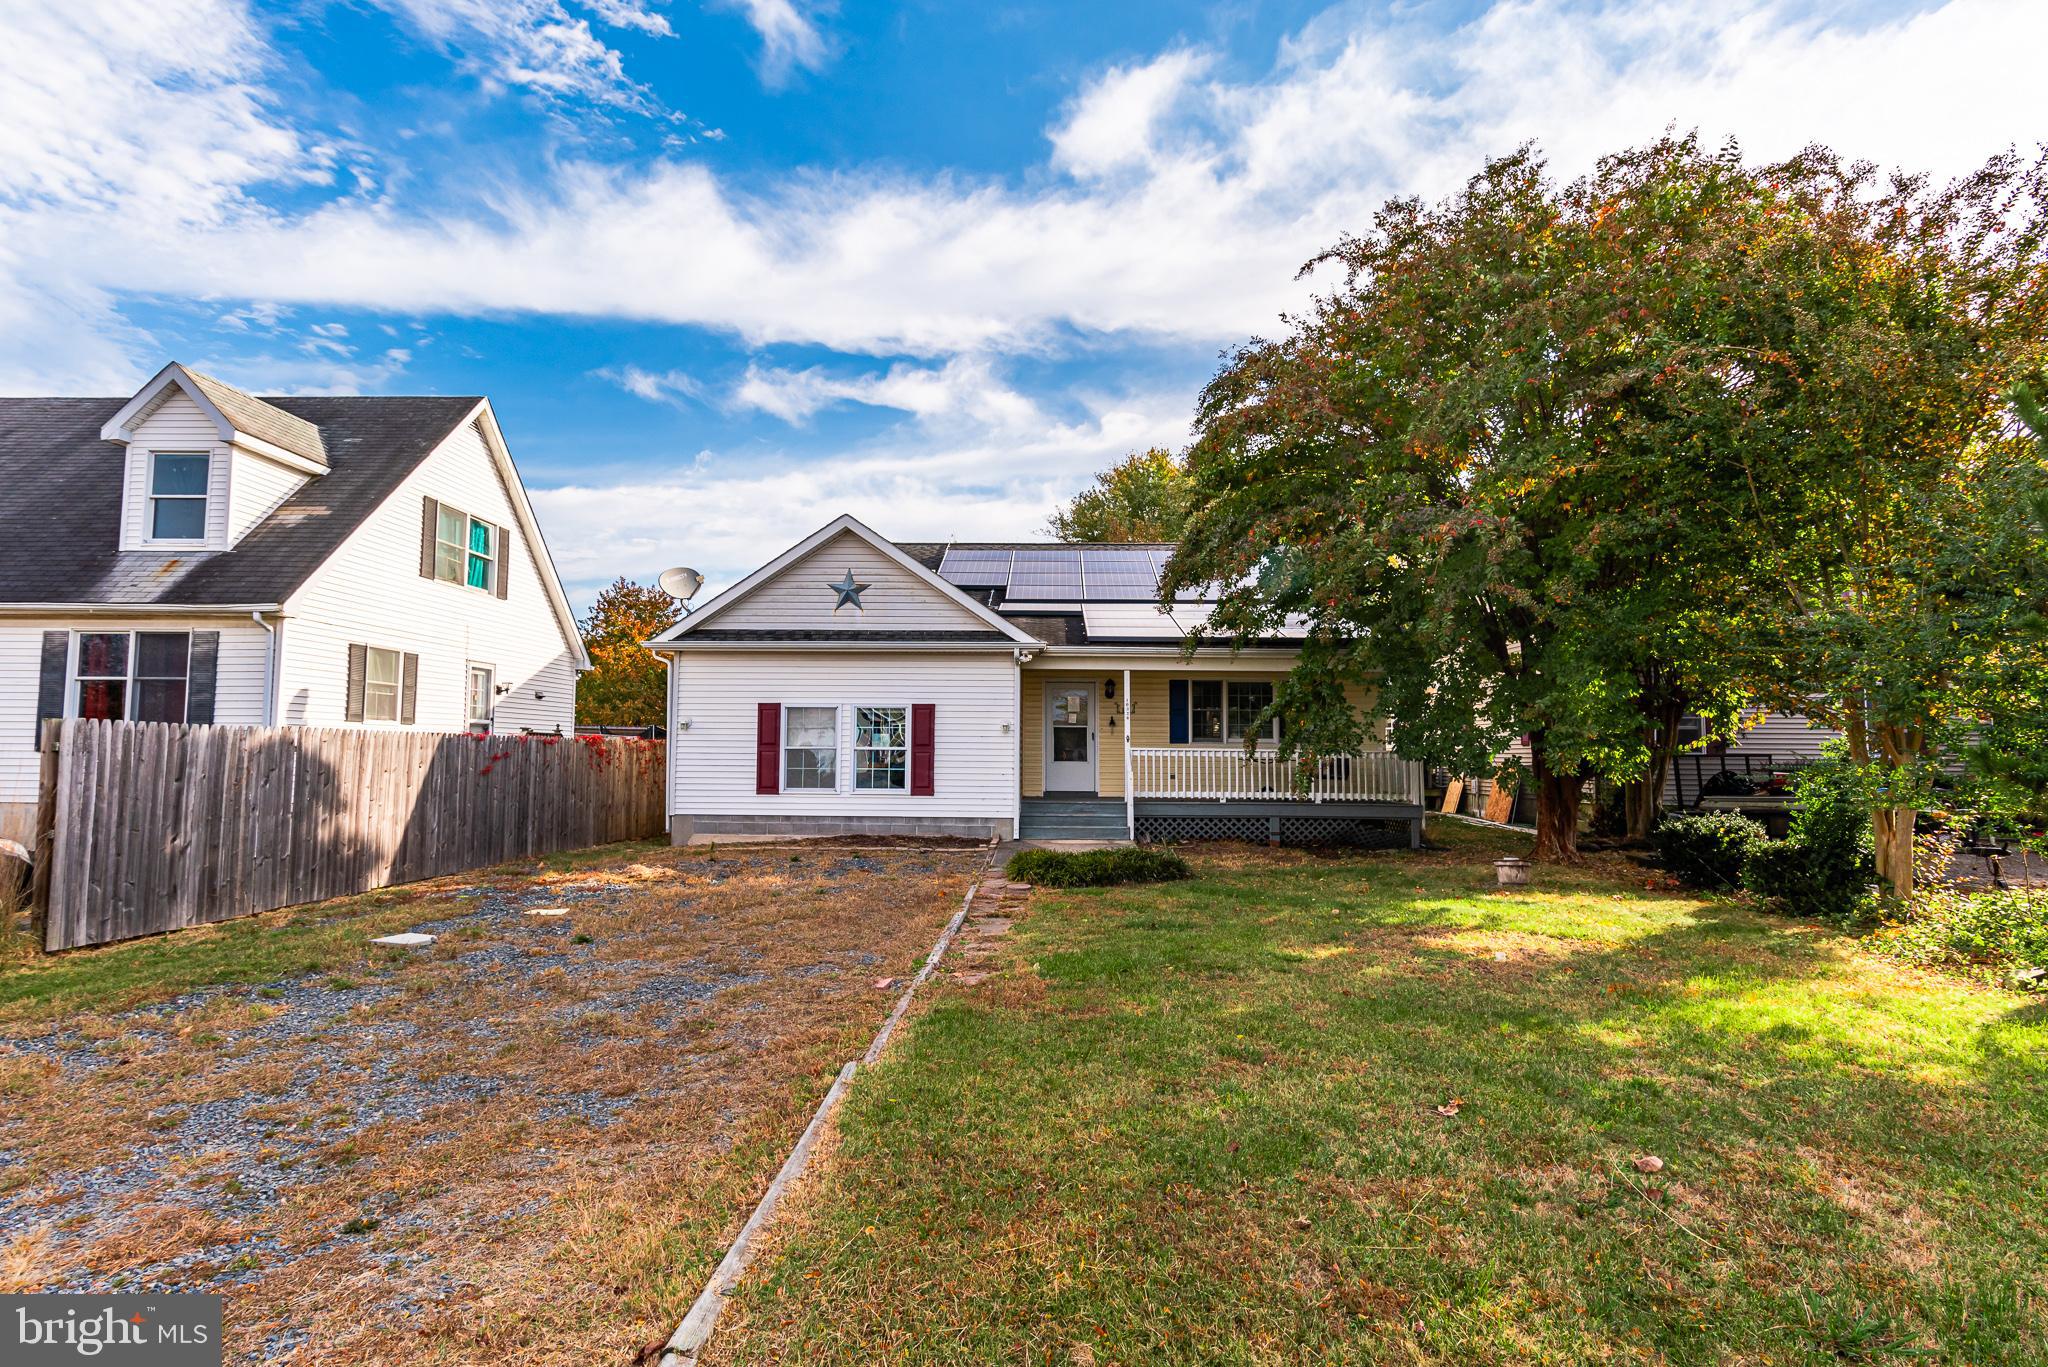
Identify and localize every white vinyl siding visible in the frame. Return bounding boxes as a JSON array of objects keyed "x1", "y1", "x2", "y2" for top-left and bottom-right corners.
[
  {"x1": 708, "y1": 530, "x2": 992, "y2": 633},
  {"x1": 226, "y1": 446, "x2": 310, "y2": 544},
  {"x1": 0, "y1": 618, "x2": 272, "y2": 837},
  {"x1": 276, "y1": 416, "x2": 577, "y2": 736},
  {"x1": 669, "y1": 651, "x2": 1018, "y2": 819},
  {"x1": 1471, "y1": 708, "x2": 1845, "y2": 815}
]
